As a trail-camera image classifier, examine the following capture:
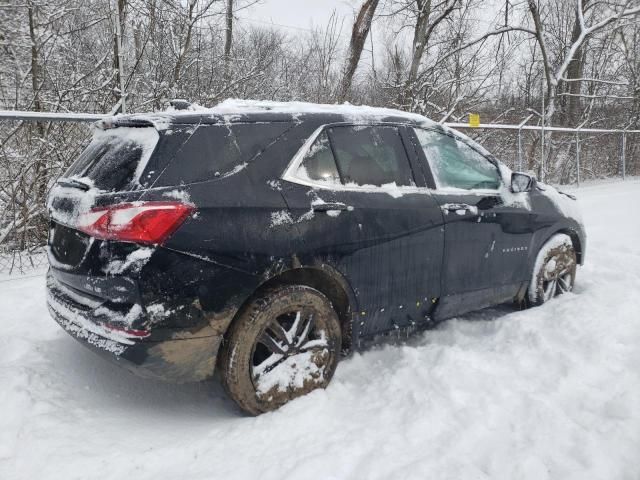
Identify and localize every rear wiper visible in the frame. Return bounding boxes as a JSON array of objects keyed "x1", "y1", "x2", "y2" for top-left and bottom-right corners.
[{"x1": 57, "y1": 177, "x2": 91, "y2": 191}]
